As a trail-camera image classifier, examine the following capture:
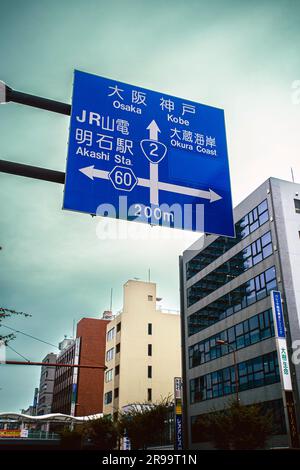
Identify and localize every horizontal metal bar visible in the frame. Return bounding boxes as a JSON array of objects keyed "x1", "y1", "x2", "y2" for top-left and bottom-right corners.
[
  {"x1": 4, "y1": 360, "x2": 106, "y2": 369},
  {"x1": 6, "y1": 86, "x2": 71, "y2": 116},
  {"x1": 0, "y1": 159, "x2": 65, "y2": 184}
]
